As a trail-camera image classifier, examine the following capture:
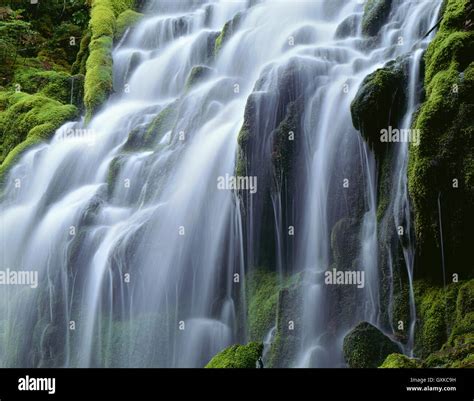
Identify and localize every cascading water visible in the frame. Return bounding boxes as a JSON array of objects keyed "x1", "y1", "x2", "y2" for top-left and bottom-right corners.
[{"x1": 0, "y1": 0, "x2": 443, "y2": 368}]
